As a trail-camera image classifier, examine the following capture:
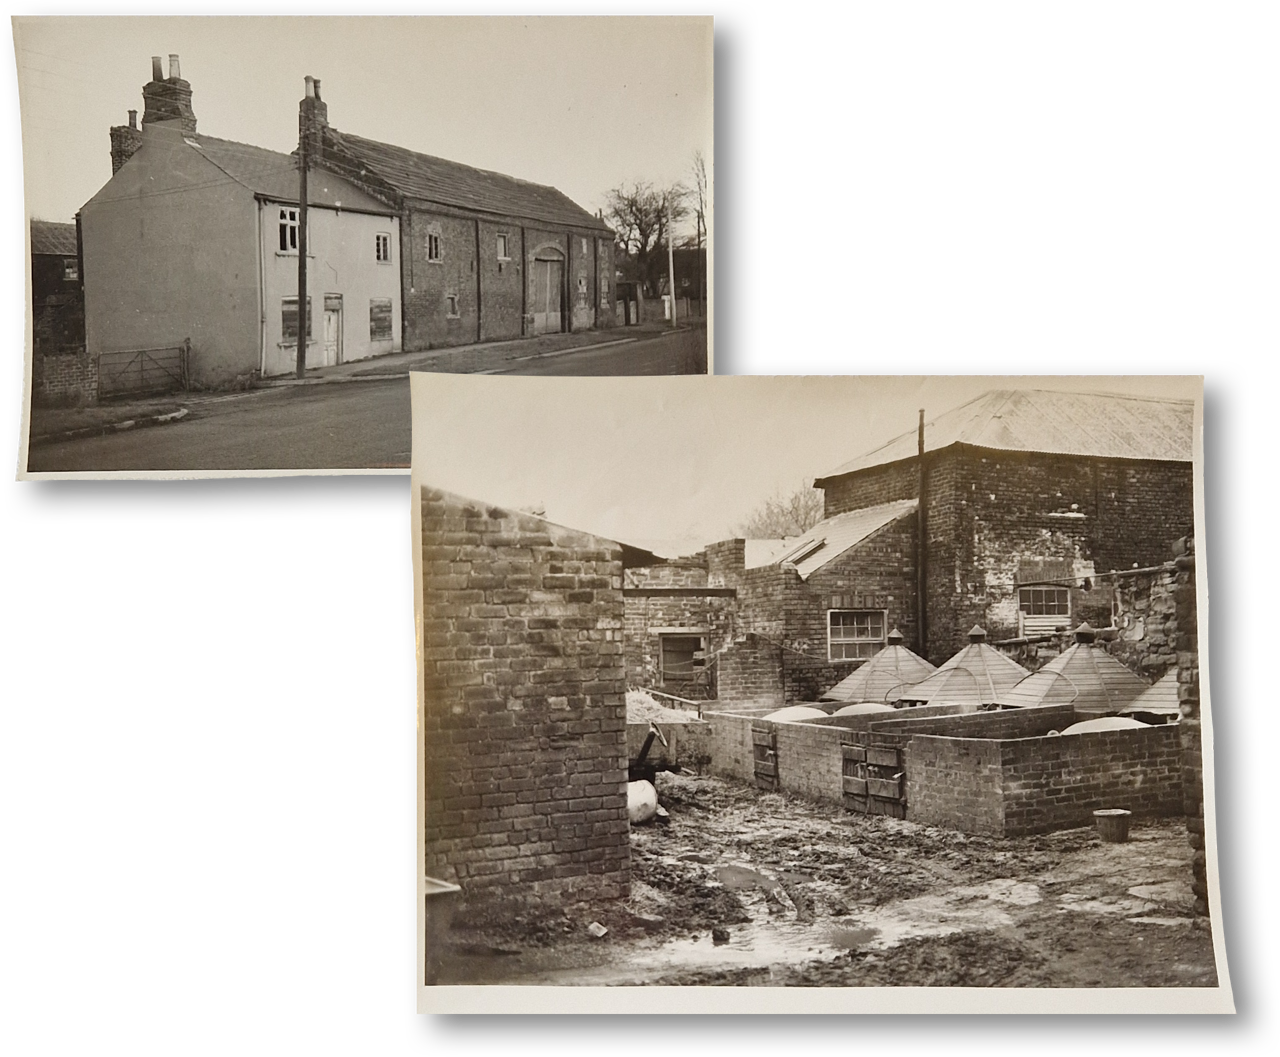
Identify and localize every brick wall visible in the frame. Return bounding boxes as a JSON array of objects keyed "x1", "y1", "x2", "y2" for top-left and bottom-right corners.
[
  {"x1": 998, "y1": 725, "x2": 1183, "y2": 836},
  {"x1": 772, "y1": 720, "x2": 854, "y2": 803},
  {"x1": 701, "y1": 708, "x2": 773, "y2": 782},
  {"x1": 819, "y1": 446, "x2": 1193, "y2": 665},
  {"x1": 1111, "y1": 562, "x2": 1180, "y2": 679},
  {"x1": 33, "y1": 347, "x2": 98, "y2": 407},
  {"x1": 870, "y1": 703, "x2": 1078, "y2": 742},
  {"x1": 419, "y1": 487, "x2": 629, "y2": 906},
  {"x1": 1174, "y1": 541, "x2": 1207, "y2": 914},
  {"x1": 907, "y1": 737, "x2": 1006, "y2": 835}
]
